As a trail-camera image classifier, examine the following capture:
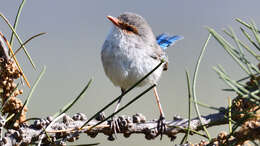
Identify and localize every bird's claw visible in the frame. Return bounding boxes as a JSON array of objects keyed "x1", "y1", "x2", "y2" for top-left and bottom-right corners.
[
  {"x1": 157, "y1": 115, "x2": 166, "y2": 140},
  {"x1": 110, "y1": 116, "x2": 121, "y2": 139}
]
